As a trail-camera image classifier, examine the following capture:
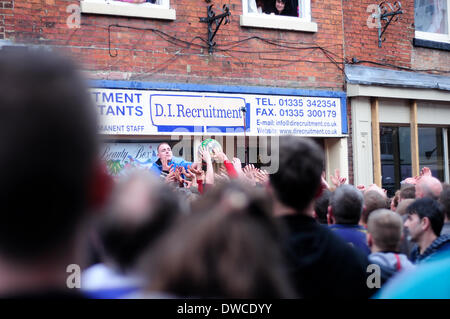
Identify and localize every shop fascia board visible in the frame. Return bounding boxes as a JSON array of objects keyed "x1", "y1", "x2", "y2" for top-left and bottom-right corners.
[{"x1": 347, "y1": 84, "x2": 450, "y2": 102}]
